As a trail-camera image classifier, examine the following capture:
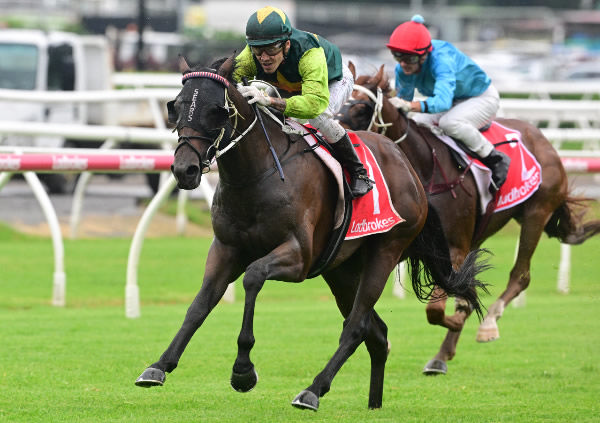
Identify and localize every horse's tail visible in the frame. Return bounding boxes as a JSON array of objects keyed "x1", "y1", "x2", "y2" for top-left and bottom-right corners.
[
  {"x1": 545, "y1": 194, "x2": 600, "y2": 245},
  {"x1": 406, "y1": 202, "x2": 490, "y2": 319}
]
